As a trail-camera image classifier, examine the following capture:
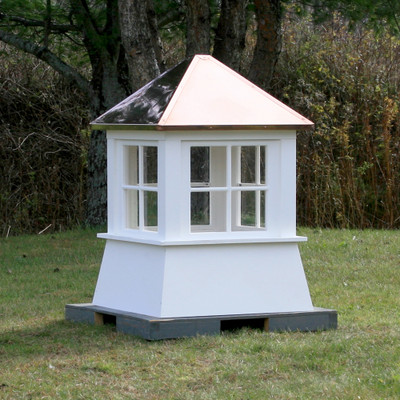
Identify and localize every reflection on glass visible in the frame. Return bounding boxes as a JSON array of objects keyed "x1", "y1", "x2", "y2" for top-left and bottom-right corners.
[
  {"x1": 191, "y1": 147, "x2": 209, "y2": 185},
  {"x1": 143, "y1": 146, "x2": 158, "y2": 184},
  {"x1": 126, "y1": 146, "x2": 138, "y2": 185},
  {"x1": 191, "y1": 192, "x2": 210, "y2": 225},
  {"x1": 144, "y1": 191, "x2": 158, "y2": 229},
  {"x1": 95, "y1": 59, "x2": 191, "y2": 125},
  {"x1": 260, "y1": 146, "x2": 266, "y2": 185},
  {"x1": 241, "y1": 146, "x2": 256, "y2": 184},
  {"x1": 126, "y1": 189, "x2": 139, "y2": 229},
  {"x1": 260, "y1": 191, "x2": 266, "y2": 228},
  {"x1": 241, "y1": 191, "x2": 256, "y2": 226}
]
